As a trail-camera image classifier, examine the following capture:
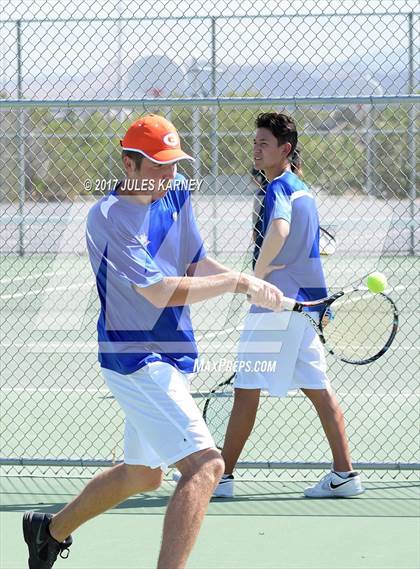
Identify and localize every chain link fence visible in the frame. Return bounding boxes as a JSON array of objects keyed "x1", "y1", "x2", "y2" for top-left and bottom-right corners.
[{"x1": 0, "y1": 0, "x2": 419, "y2": 479}]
